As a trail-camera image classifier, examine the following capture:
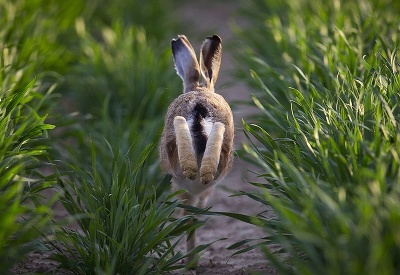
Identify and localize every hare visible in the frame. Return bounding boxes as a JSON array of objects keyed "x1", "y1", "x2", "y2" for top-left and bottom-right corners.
[{"x1": 160, "y1": 34, "x2": 234, "y2": 266}]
